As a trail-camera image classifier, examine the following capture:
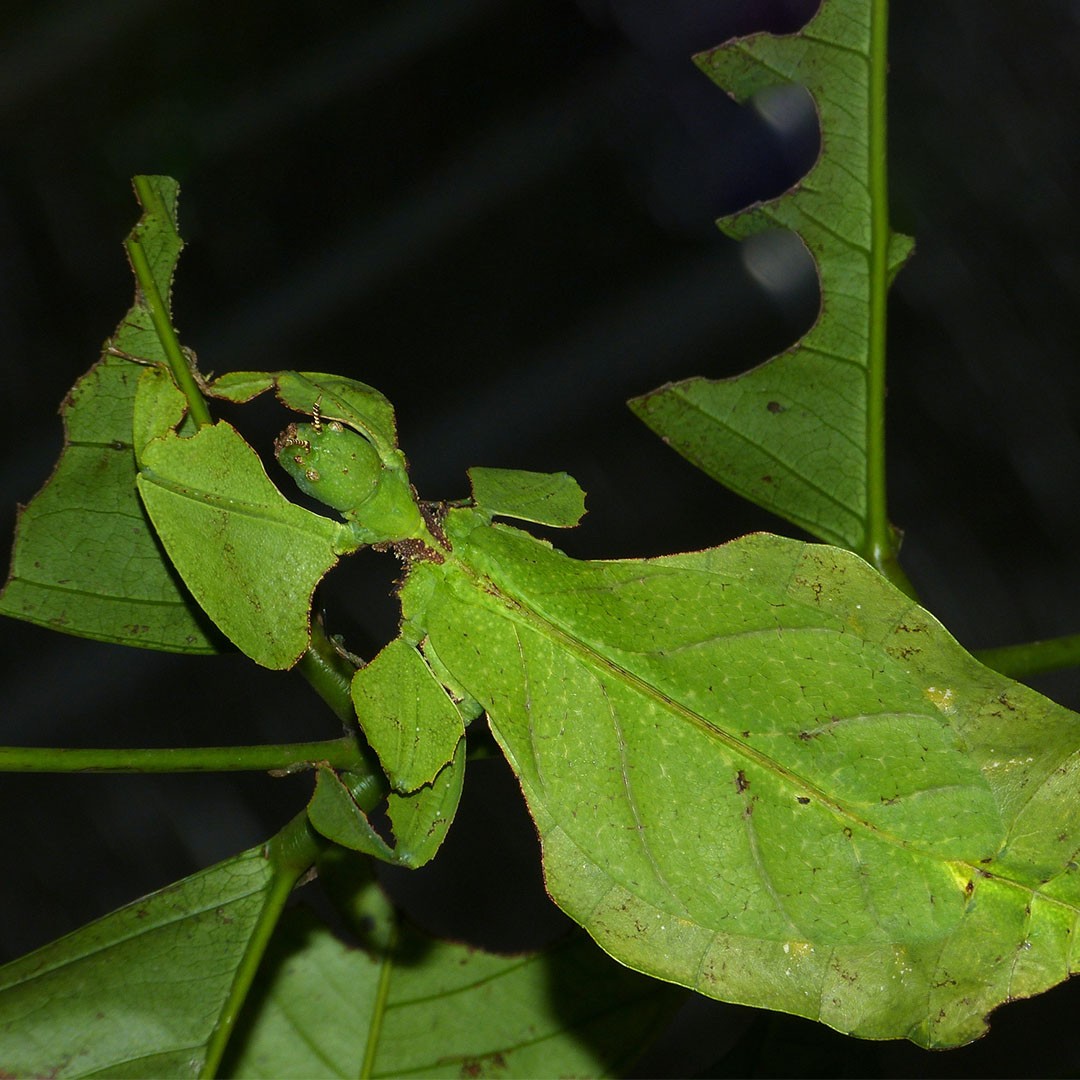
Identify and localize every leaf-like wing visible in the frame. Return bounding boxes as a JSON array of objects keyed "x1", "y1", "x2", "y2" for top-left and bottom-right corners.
[
  {"x1": 351, "y1": 637, "x2": 465, "y2": 793},
  {"x1": 629, "y1": 1, "x2": 913, "y2": 553},
  {"x1": 469, "y1": 466, "x2": 587, "y2": 528},
  {"x1": 137, "y1": 421, "x2": 356, "y2": 669},
  {"x1": 207, "y1": 370, "x2": 399, "y2": 456},
  {"x1": 0, "y1": 844, "x2": 278, "y2": 1078},
  {"x1": 0, "y1": 178, "x2": 221, "y2": 654},
  {"x1": 225, "y1": 893, "x2": 679, "y2": 1078},
  {"x1": 411, "y1": 514, "x2": 1080, "y2": 1047},
  {"x1": 308, "y1": 742, "x2": 464, "y2": 870},
  {"x1": 275, "y1": 371, "x2": 399, "y2": 457}
]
